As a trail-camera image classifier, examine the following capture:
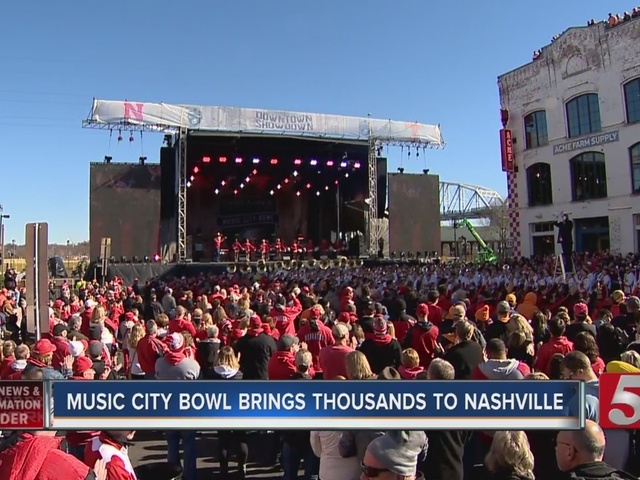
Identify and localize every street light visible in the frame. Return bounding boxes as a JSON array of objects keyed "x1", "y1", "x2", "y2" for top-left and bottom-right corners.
[{"x1": 0, "y1": 205, "x2": 10, "y2": 272}]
